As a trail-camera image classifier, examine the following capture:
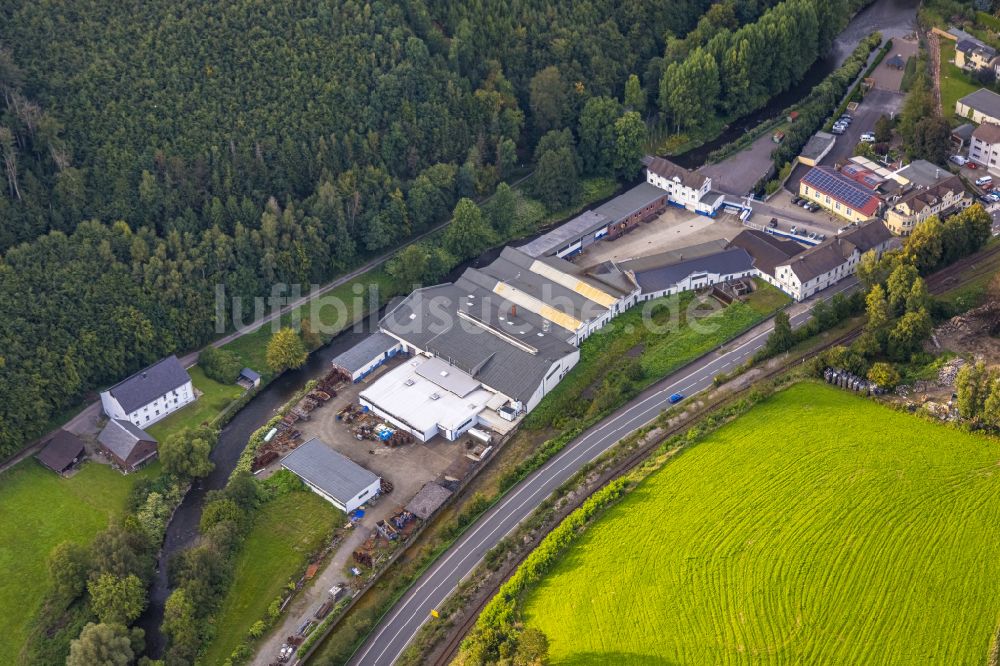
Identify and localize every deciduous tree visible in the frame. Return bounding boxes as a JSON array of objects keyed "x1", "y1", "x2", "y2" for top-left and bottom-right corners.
[
  {"x1": 160, "y1": 426, "x2": 216, "y2": 479},
  {"x1": 266, "y1": 327, "x2": 308, "y2": 374},
  {"x1": 88, "y1": 573, "x2": 147, "y2": 625}
]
